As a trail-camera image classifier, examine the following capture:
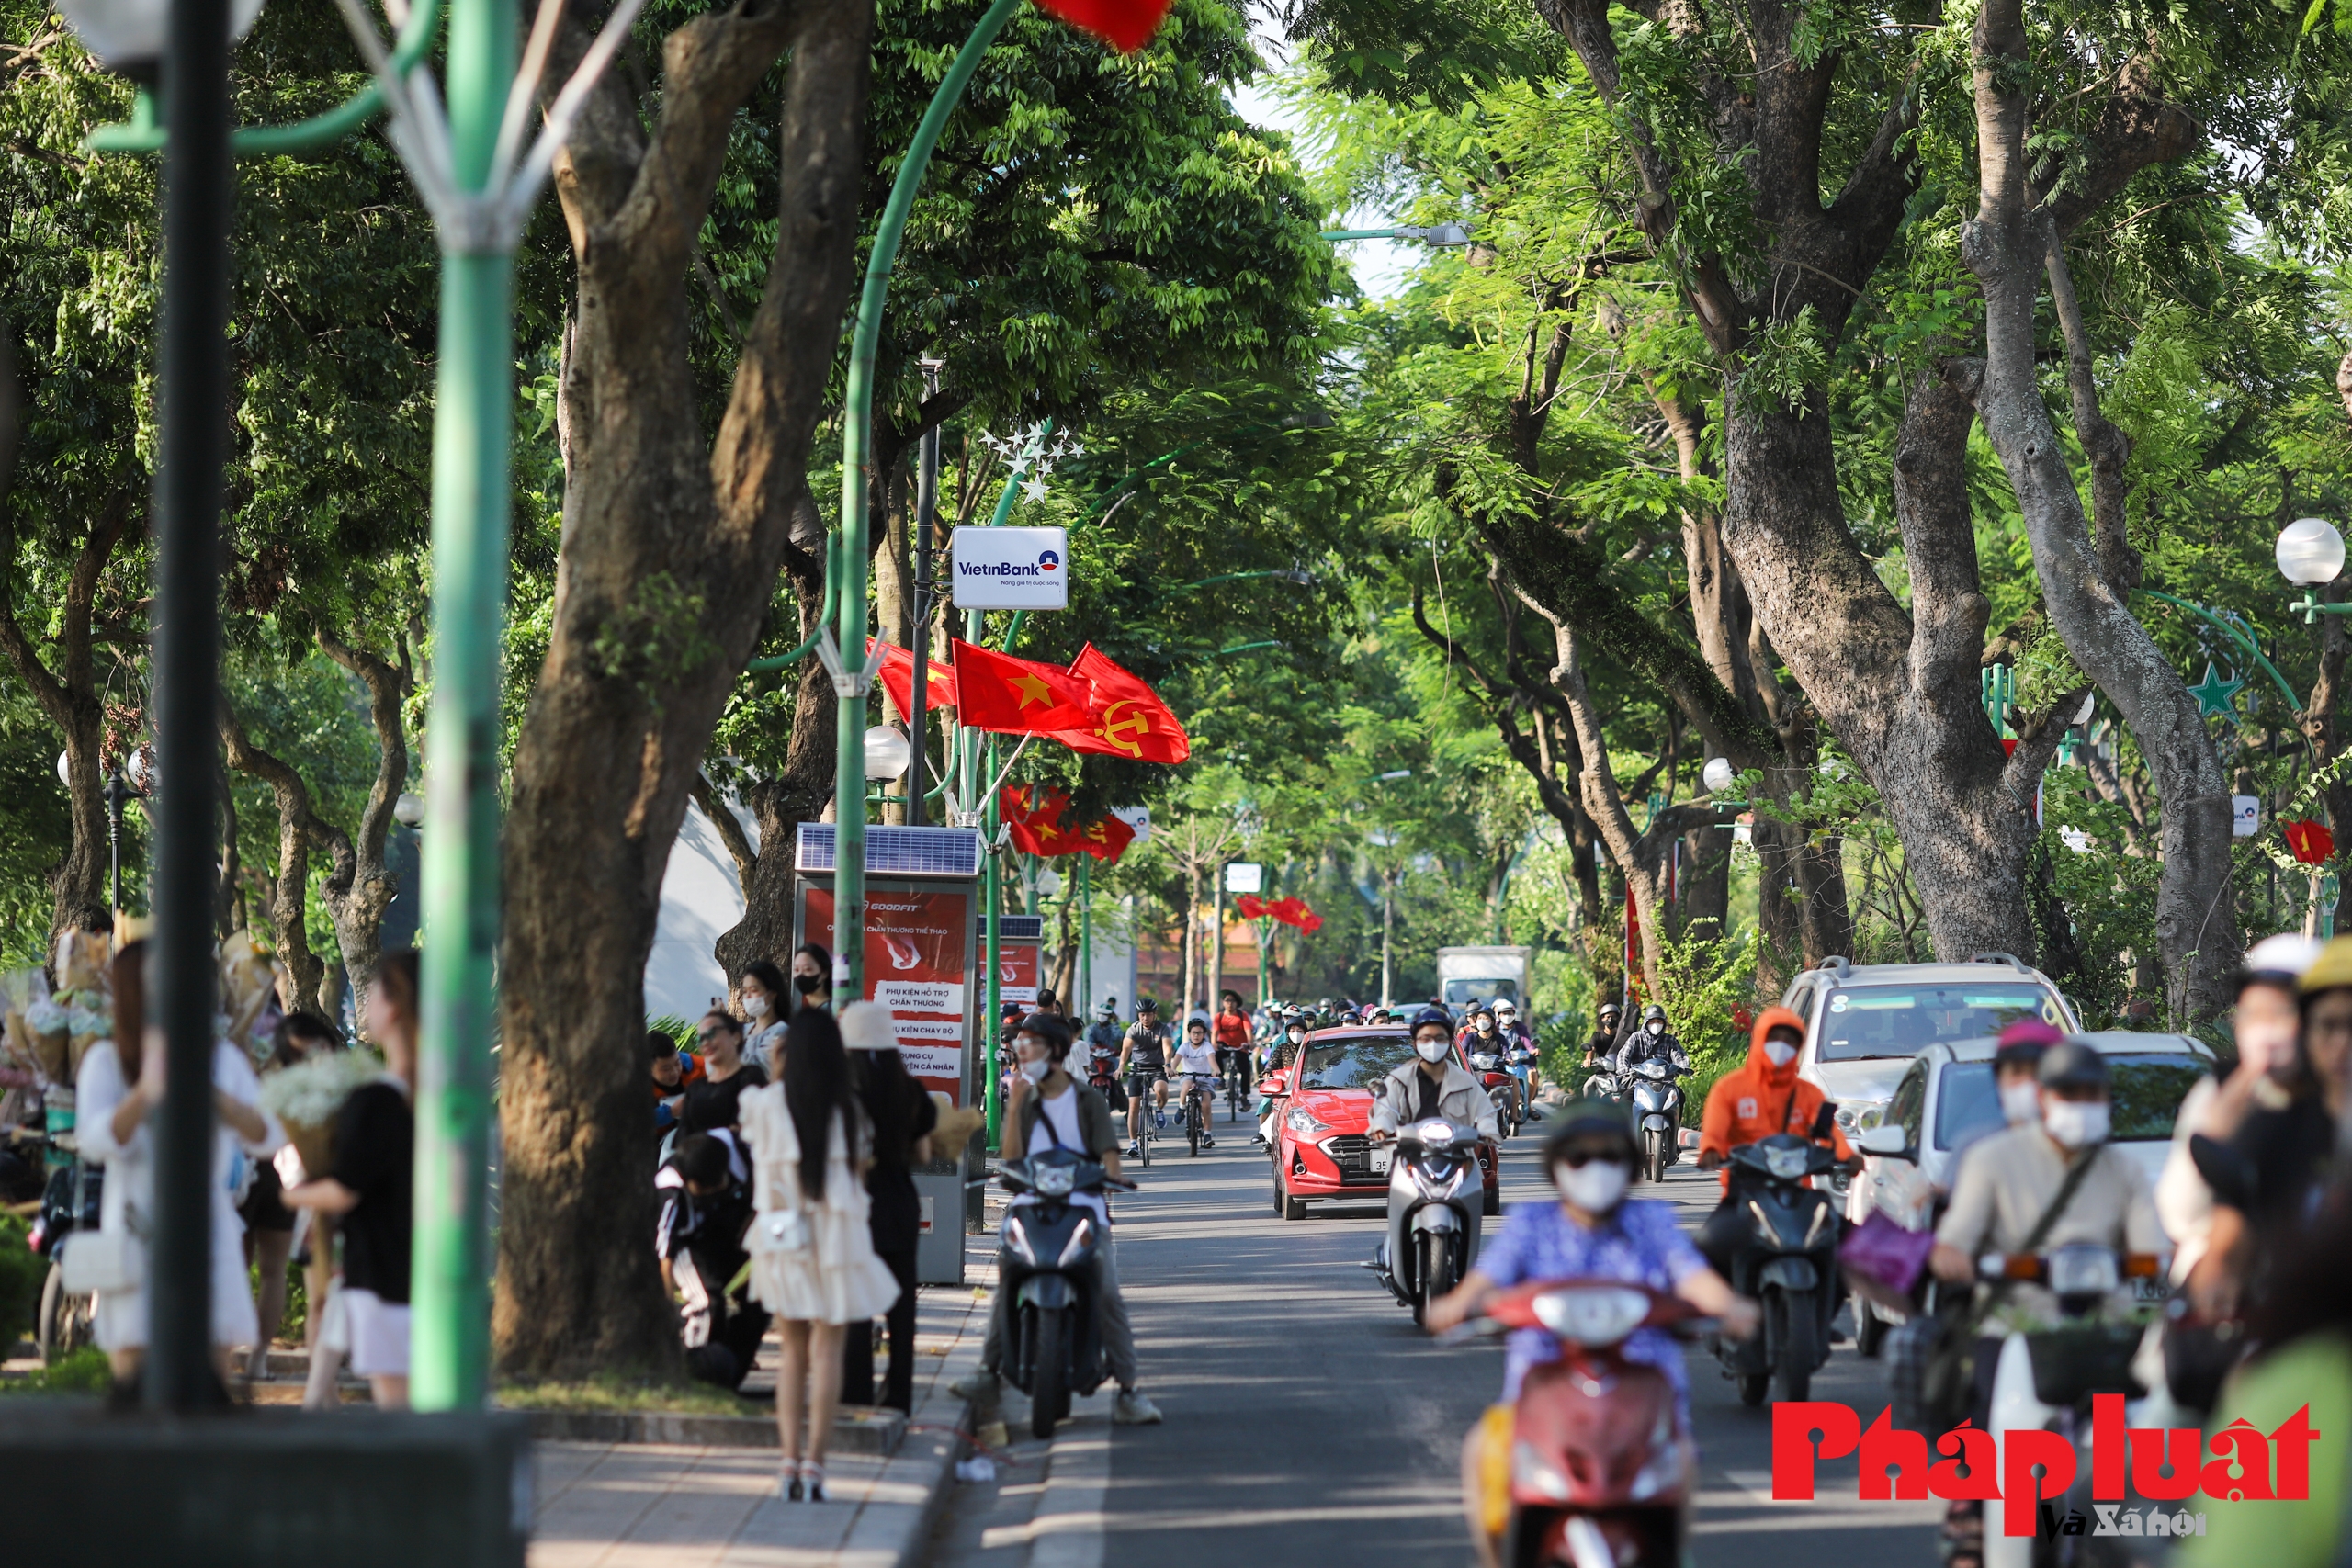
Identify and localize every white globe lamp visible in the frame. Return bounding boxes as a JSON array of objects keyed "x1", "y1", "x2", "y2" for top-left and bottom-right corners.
[
  {"x1": 1702, "y1": 757, "x2": 1736, "y2": 795},
  {"x1": 863, "y1": 725, "x2": 912, "y2": 782},
  {"x1": 2278, "y1": 518, "x2": 2345, "y2": 586}
]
